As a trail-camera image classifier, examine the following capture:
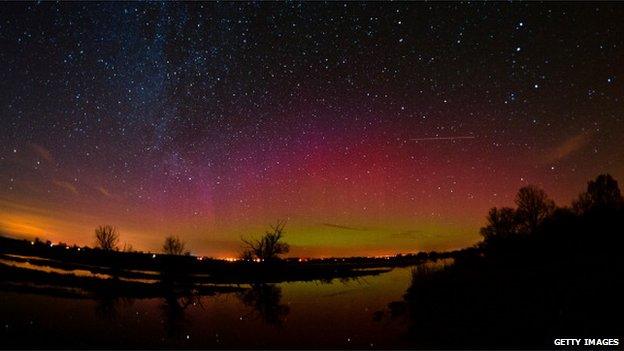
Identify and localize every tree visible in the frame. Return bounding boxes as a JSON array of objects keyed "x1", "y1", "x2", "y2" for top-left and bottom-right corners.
[
  {"x1": 514, "y1": 185, "x2": 555, "y2": 234},
  {"x1": 480, "y1": 207, "x2": 518, "y2": 242},
  {"x1": 573, "y1": 174, "x2": 623, "y2": 215},
  {"x1": 240, "y1": 249, "x2": 255, "y2": 261},
  {"x1": 241, "y1": 221, "x2": 290, "y2": 261},
  {"x1": 163, "y1": 235, "x2": 186, "y2": 255},
  {"x1": 95, "y1": 225, "x2": 119, "y2": 251}
]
